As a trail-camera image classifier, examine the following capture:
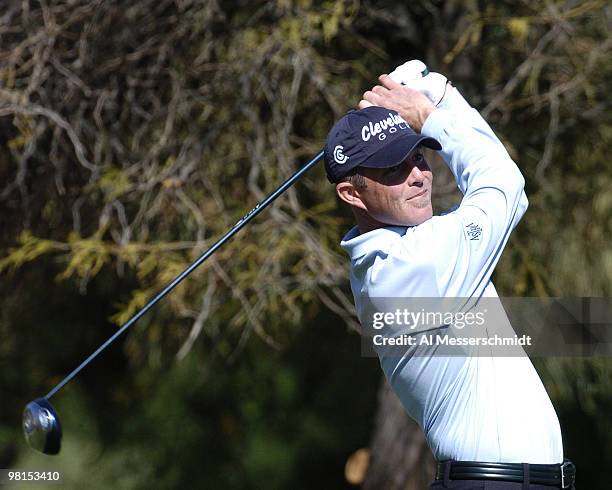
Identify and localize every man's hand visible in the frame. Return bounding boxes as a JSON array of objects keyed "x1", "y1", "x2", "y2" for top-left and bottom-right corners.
[
  {"x1": 358, "y1": 75, "x2": 435, "y2": 133},
  {"x1": 388, "y1": 60, "x2": 449, "y2": 106}
]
